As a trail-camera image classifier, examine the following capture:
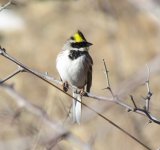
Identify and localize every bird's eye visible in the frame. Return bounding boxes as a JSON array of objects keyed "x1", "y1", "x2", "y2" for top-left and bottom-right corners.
[{"x1": 70, "y1": 36, "x2": 74, "y2": 40}]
